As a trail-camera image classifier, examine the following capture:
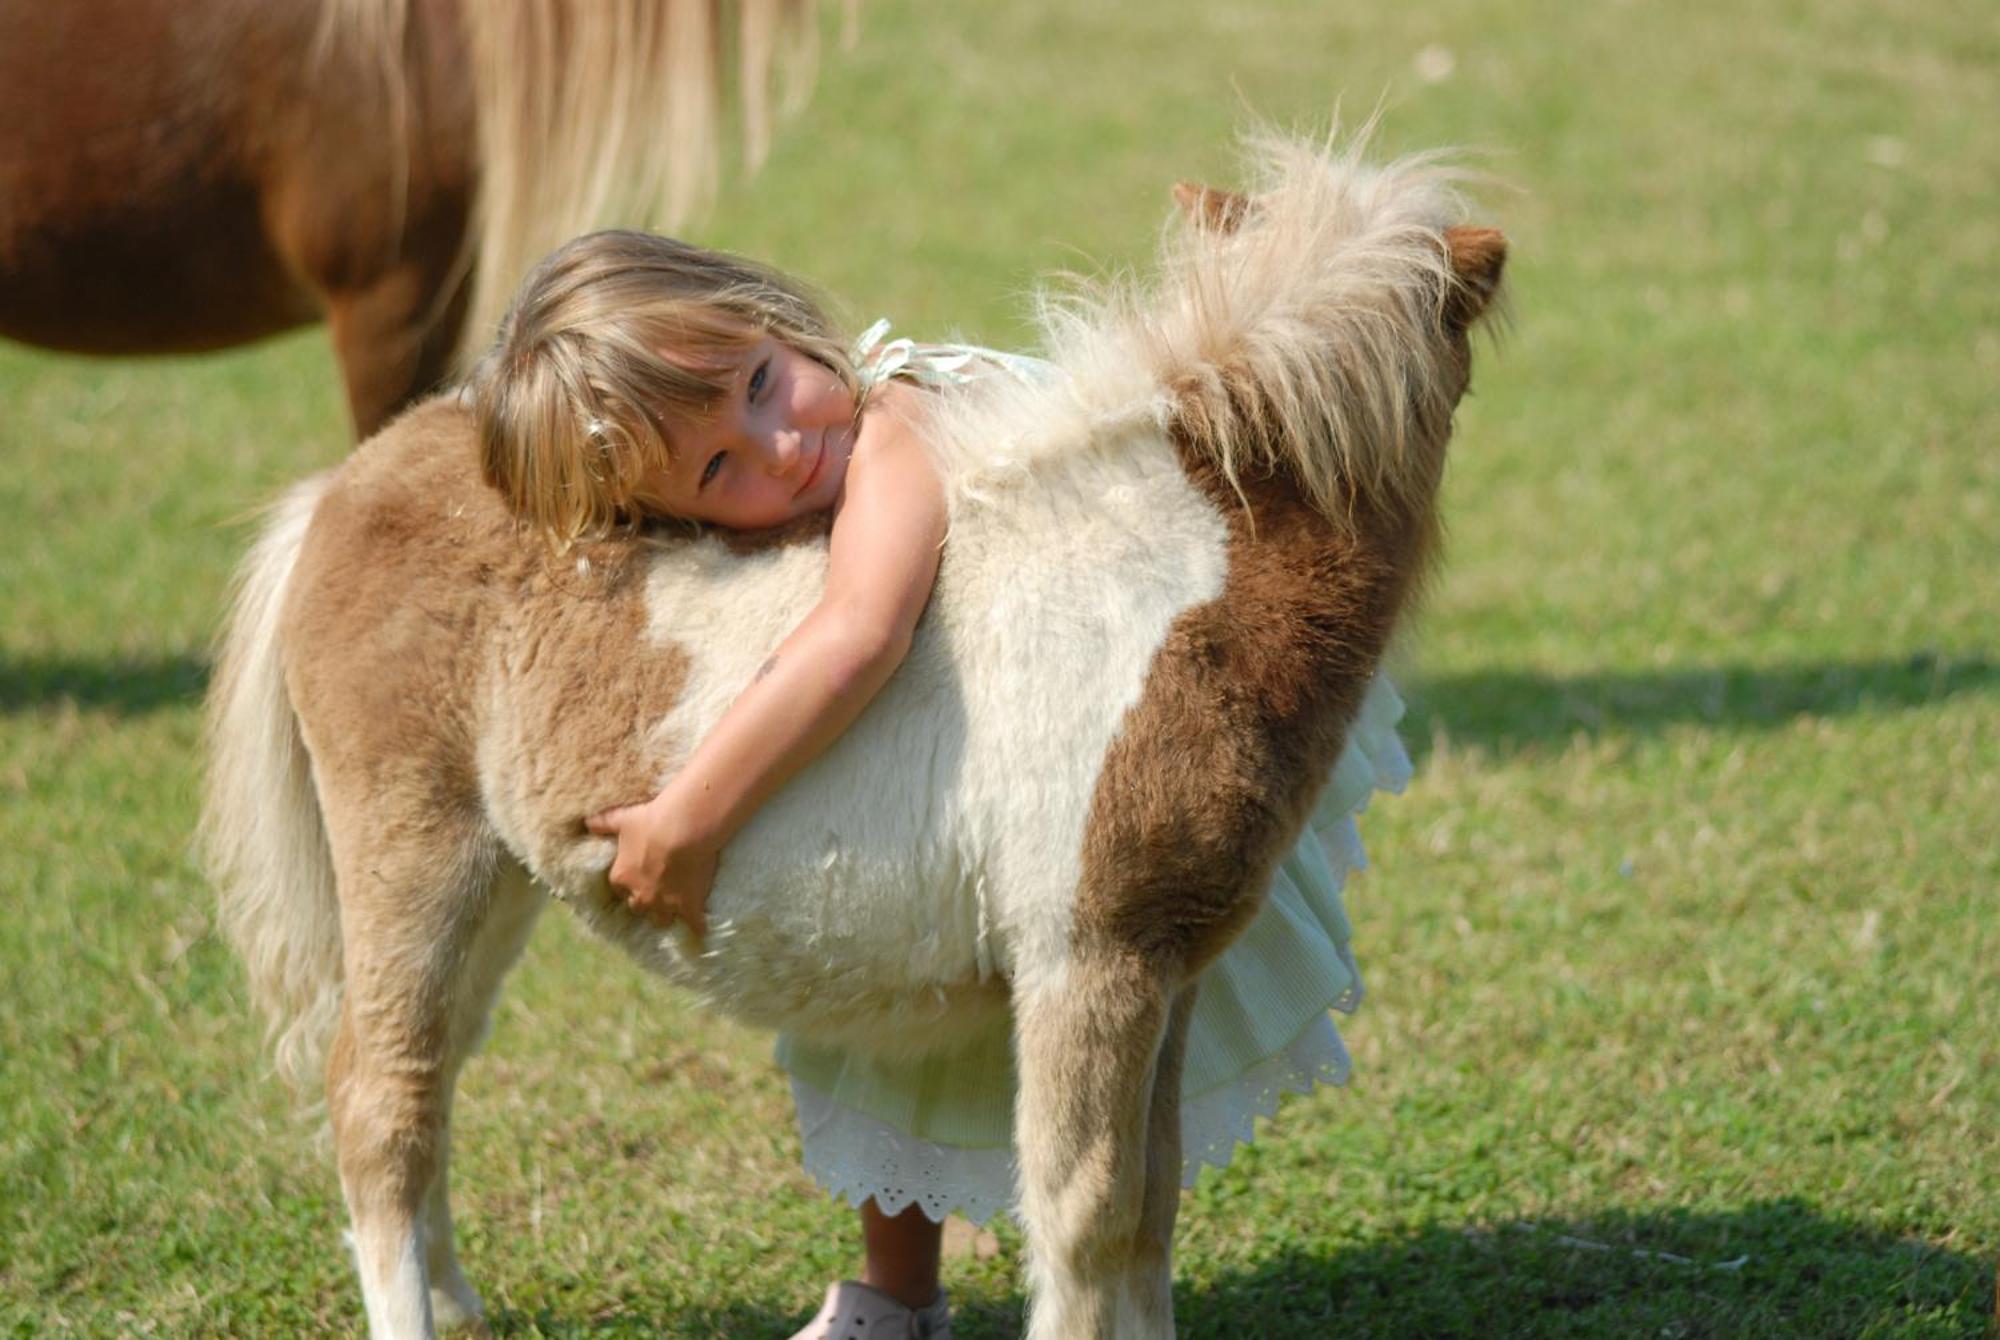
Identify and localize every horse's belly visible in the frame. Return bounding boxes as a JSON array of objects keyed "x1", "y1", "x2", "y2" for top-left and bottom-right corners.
[{"x1": 569, "y1": 824, "x2": 1003, "y2": 1057}]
